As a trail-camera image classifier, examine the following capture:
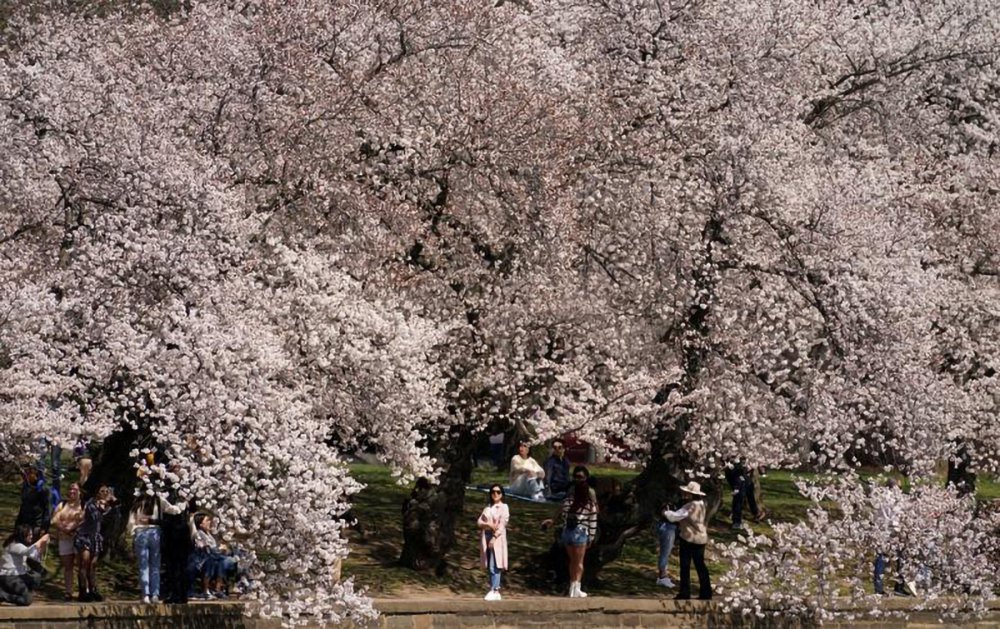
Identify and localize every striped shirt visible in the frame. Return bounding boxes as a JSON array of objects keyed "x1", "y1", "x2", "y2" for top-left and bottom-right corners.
[{"x1": 561, "y1": 489, "x2": 599, "y2": 538}]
